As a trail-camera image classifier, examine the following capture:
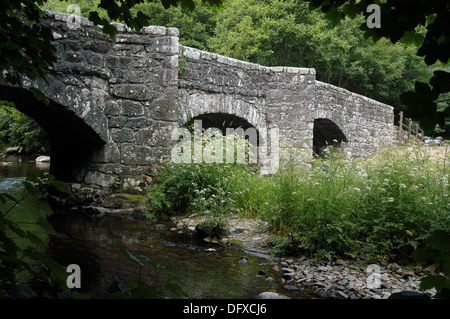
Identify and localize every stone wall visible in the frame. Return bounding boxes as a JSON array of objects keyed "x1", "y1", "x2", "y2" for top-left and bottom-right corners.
[
  {"x1": 178, "y1": 44, "x2": 317, "y2": 167},
  {"x1": 0, "y1": 12, "x2": 396, "y2": 192},
  {"x1": 1, "y1": 11, "x2": 180, "y2": 190},
  {"x1": 178, "y1": 44, "x2": 395, "y2": 161},
  {"x1": 314, "y1": 81, "x2": 395, "y2": 157}
]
